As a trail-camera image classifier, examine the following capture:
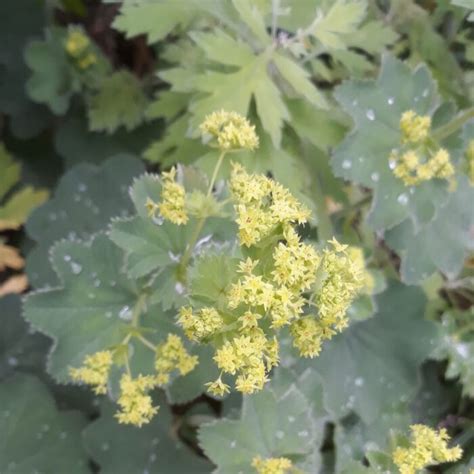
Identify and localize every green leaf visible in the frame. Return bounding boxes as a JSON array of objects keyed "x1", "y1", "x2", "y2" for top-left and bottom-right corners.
[
  {"x1": 113, "y1": 1, "x2": 198, "y2": 43},
  {"x1": 25, "y1": 28, "x2": 77, "y2": 115},
  {"x1": 0, "y1": 294, "x2": 50, "y2": 380},
  {"x1": 385, "y1": 176, "x2": 474, "y2": 284},
  {"x1": 310, "y1": 0, "x2": 367, "y2": 50},
  {"x1": 332, "y1": 54, "x2": 447, "y2": 231},
  {"x1": 88, "y1": 70, "x2": 147, "y2": 134},
  {"x1": 273, "y1": 53, "x2": 328, "y2": 109},
  {"x1": 23, "y1": 233, "x2": 165, "y2": 382},
  {"x1": 0, "y1": 144, "x2": 20, "y2": 201},
  {"x1": 25, "y1": 155, "x2": 144, "y2": 287},
  {"x1": 199, "y1": 382, "x2": 317, "y2": 473},
  {"x1": 232, "y1": 0, "x2": 270, "y2": 46},
  {"x1": 343, "y1": 21, "x2": 399, "y2": 54},
  {"x1": 0, "y1": 186, "x2": 49, "y2": 231},
  {"x1": 83, "y1": 394, "x2": 212, "y2": 473},
  {"x1": 297, "y1": 282, "x2": 440, "y2": 424},
  {"x1": 0, "y1": 374, "x2": 89, "y2": 473}
]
